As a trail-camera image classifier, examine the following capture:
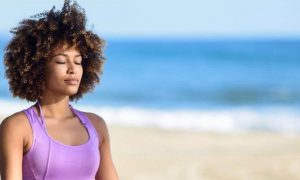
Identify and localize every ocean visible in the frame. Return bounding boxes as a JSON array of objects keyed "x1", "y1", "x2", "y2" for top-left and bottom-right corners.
[{"x1": 1, "y1": 37, "x2": 300, "y2": 133}]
